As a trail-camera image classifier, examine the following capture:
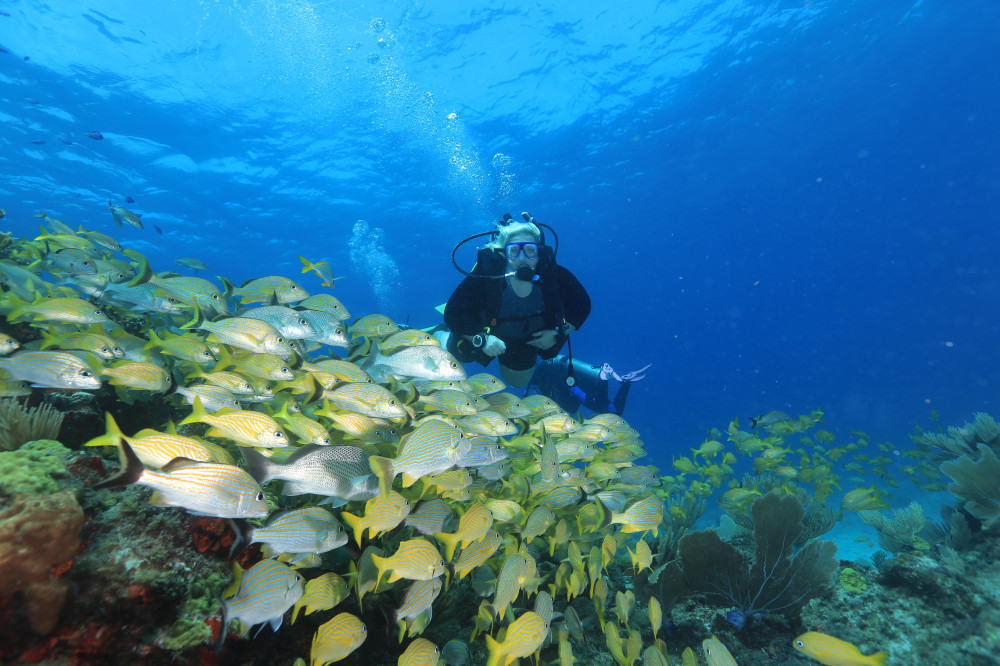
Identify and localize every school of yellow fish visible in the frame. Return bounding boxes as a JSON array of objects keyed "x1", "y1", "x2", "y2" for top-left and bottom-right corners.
[{"x1": 0, "y1": 208, "x2": 911, "y2": 665}]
